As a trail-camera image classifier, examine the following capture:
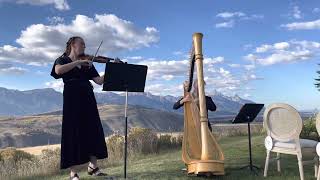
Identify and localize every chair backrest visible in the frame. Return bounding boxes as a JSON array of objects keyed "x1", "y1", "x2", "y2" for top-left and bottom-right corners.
[
  {"x1": 263, "y1": 103, "x2": 302, "y2": 142},
  {"x1": 315, "y1": 113, "x2": 320, "y2": 136}
]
